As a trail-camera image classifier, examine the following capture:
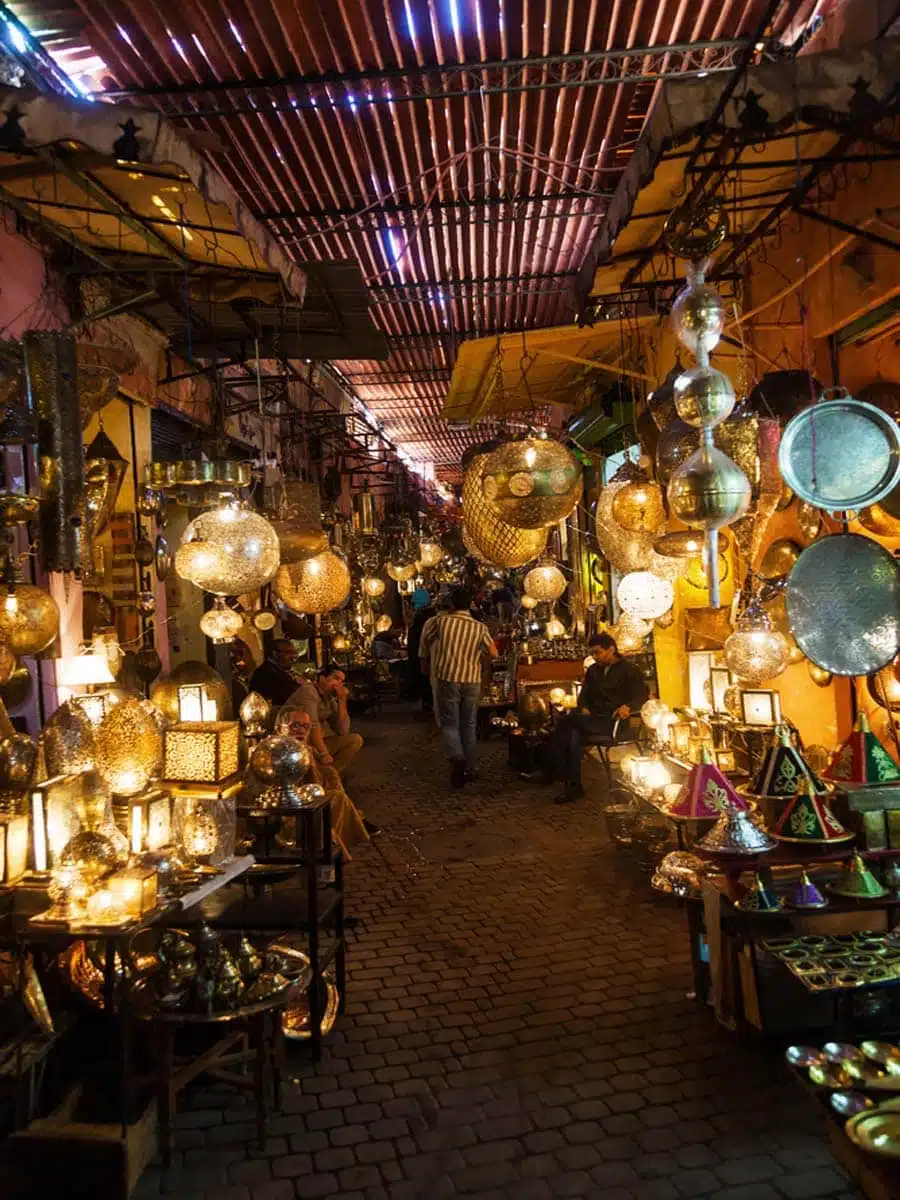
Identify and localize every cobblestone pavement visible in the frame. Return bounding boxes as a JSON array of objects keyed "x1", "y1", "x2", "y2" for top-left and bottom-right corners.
[{"x1": 140, "y1": 706, "x2": 858, "y2": 1200}]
